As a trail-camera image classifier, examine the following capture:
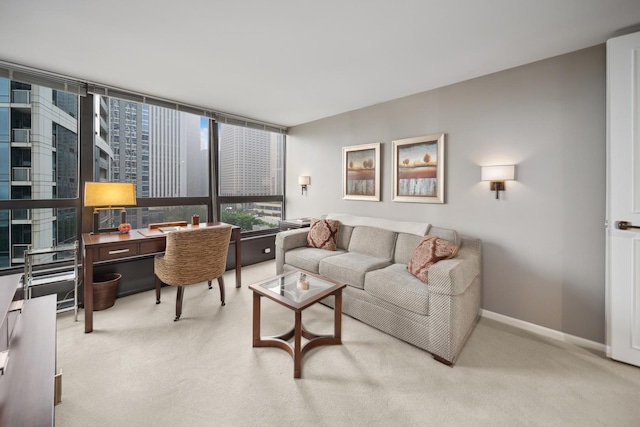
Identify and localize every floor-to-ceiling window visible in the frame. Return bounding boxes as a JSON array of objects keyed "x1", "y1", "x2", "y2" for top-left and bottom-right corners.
[
  {"x1": 93, "y1": 95, "x2": 210, "y2": 228},
  {"x1": 217, "y1": 122, "x2": 284, "y2": 232},
  {"x1": 0, "y1": 63, "x2": 287, "y2": 276}
]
